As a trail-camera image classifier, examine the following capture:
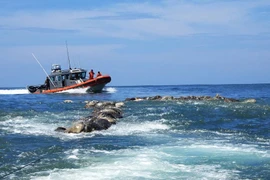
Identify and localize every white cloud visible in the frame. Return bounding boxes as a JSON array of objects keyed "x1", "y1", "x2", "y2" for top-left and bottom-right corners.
[
  {"x1": 0, "y1": 0, "x2": 269, "y2": 40},
  {"x1": 0, "y1": 44, "x2": 124, "y2": 66}
]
